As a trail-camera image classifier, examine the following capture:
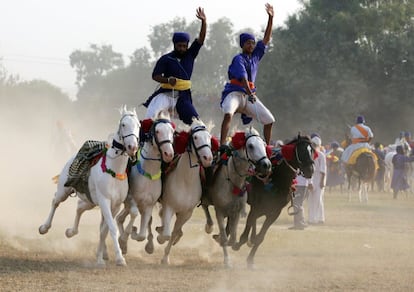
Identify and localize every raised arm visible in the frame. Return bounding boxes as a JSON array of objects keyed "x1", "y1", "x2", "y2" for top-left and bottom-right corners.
[
  {"x1": 196, "y1": 7, "x2": 207, "y2": 45},
  {"x1": 262, "y1": 3, "x2": 274, "y2": 45}
]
